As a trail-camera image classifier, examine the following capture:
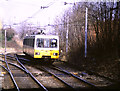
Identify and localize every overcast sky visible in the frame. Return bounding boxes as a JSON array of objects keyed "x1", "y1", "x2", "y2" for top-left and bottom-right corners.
[
  {"x1": 0, "y1": 0, "x2": 117, "y2": 28},
  {"x1": 0, "y1": 0, "x2": 80, "y2": 27}
]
